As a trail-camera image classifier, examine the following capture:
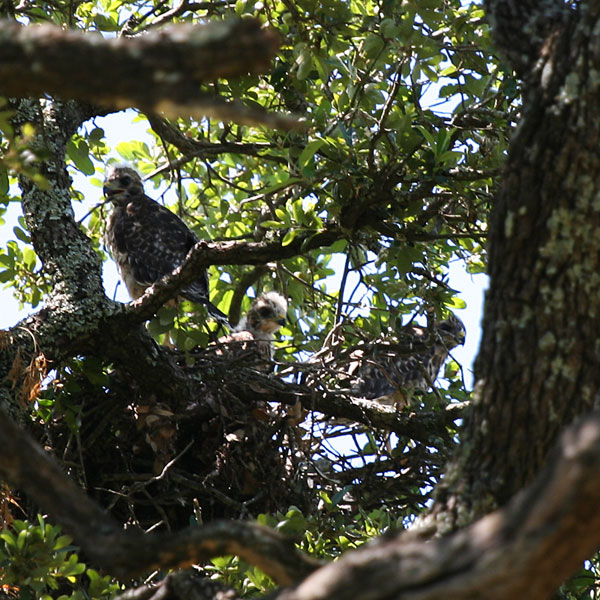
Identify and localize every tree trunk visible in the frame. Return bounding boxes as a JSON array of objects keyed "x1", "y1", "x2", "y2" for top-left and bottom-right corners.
[
  {"x1": 4, "y1": 3, "x2": 600, "y2": 598},
  {"x1": 429, "y1": 0, "x2": 600, "y2": 530}
]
